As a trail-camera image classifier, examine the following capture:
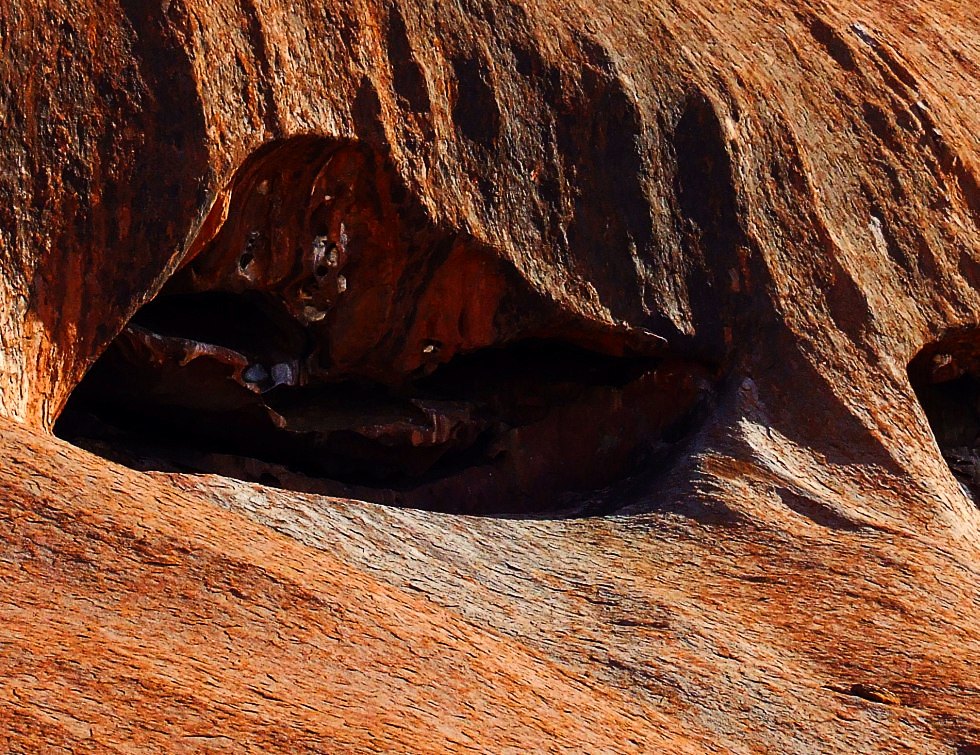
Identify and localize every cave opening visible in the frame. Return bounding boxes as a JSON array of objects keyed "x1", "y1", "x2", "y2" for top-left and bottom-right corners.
[
  {"x1": 908, "y1": 331, "x2": 980, "y2": 503},
  {"x1": 55, "y1": 135, "x2": 718, "y2": 516}
]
